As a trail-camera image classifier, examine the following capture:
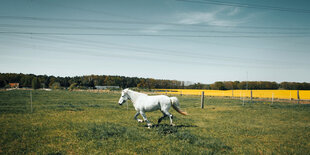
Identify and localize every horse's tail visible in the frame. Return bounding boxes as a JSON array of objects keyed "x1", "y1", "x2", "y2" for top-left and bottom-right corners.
[{"x1": 170, "y1": 97, "x2": 188, "y2": 115}]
